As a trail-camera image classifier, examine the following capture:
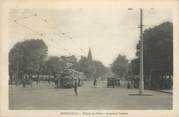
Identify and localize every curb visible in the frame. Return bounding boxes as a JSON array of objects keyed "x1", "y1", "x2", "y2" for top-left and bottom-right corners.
[{"x1": 158, "y1": 90, "x2": 172, "y2": 94}]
